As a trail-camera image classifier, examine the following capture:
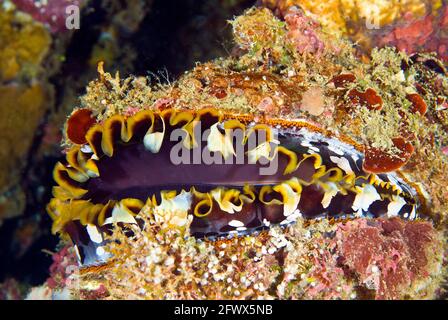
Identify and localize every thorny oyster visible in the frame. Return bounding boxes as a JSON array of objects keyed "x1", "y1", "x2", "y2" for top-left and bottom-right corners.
[{"x1": 44, "y1": 7, "x2": 447, "y2": 300}]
